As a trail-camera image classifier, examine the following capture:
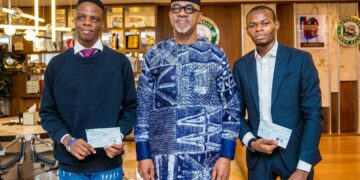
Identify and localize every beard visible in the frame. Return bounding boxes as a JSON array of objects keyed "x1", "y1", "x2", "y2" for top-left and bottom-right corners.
[
  {"x1": 172, "y1": 17, "x2": 192, "y2": 34},
  {"x1": 254, "y1": 39, "x2": 273, "y2": 47}
]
